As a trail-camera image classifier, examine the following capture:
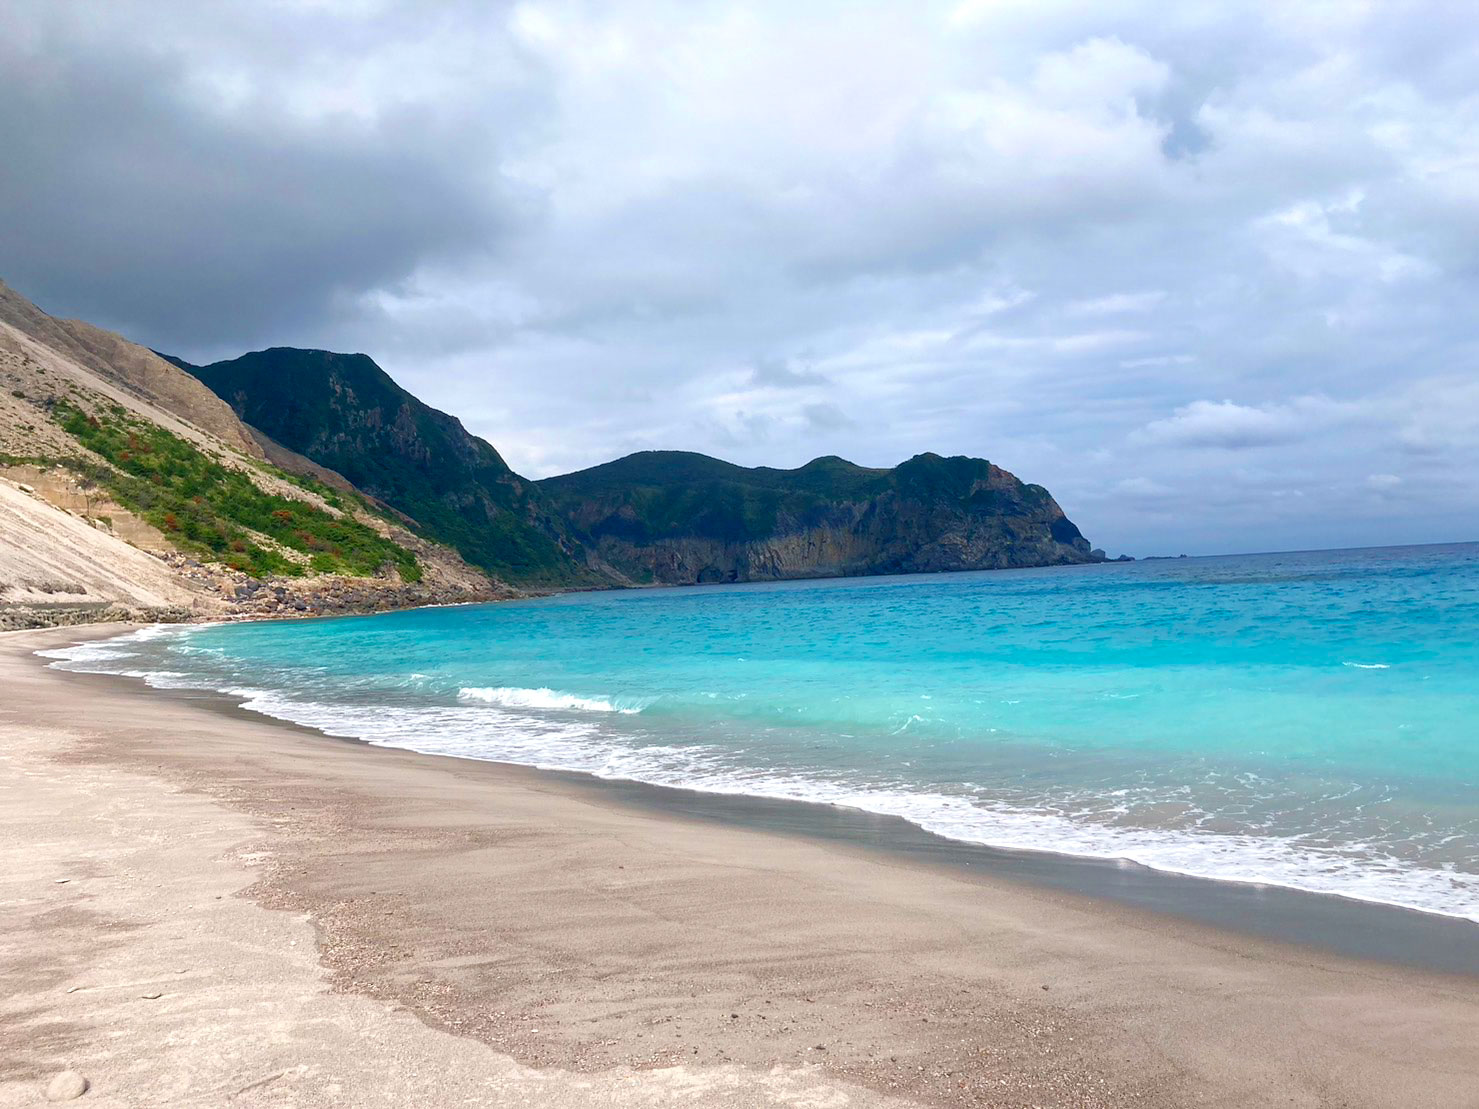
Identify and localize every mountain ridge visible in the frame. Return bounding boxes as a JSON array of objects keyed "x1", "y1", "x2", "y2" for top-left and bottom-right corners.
[
  {"x1": 173, "y1": 347, "x2": 600, "y2": 586},
  {"x1": 539, "y1": 447, "x2": 1094, "y2": 585},
  {"x1": 0, "y1": 272, "x2": 1102, "y2": 622},
  {"x1": 176, "y1": 346, "x2": 1099, "y2": 587},
  {"x1": 0, "y1": 282, "x2": 503, "y2": 628}
]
